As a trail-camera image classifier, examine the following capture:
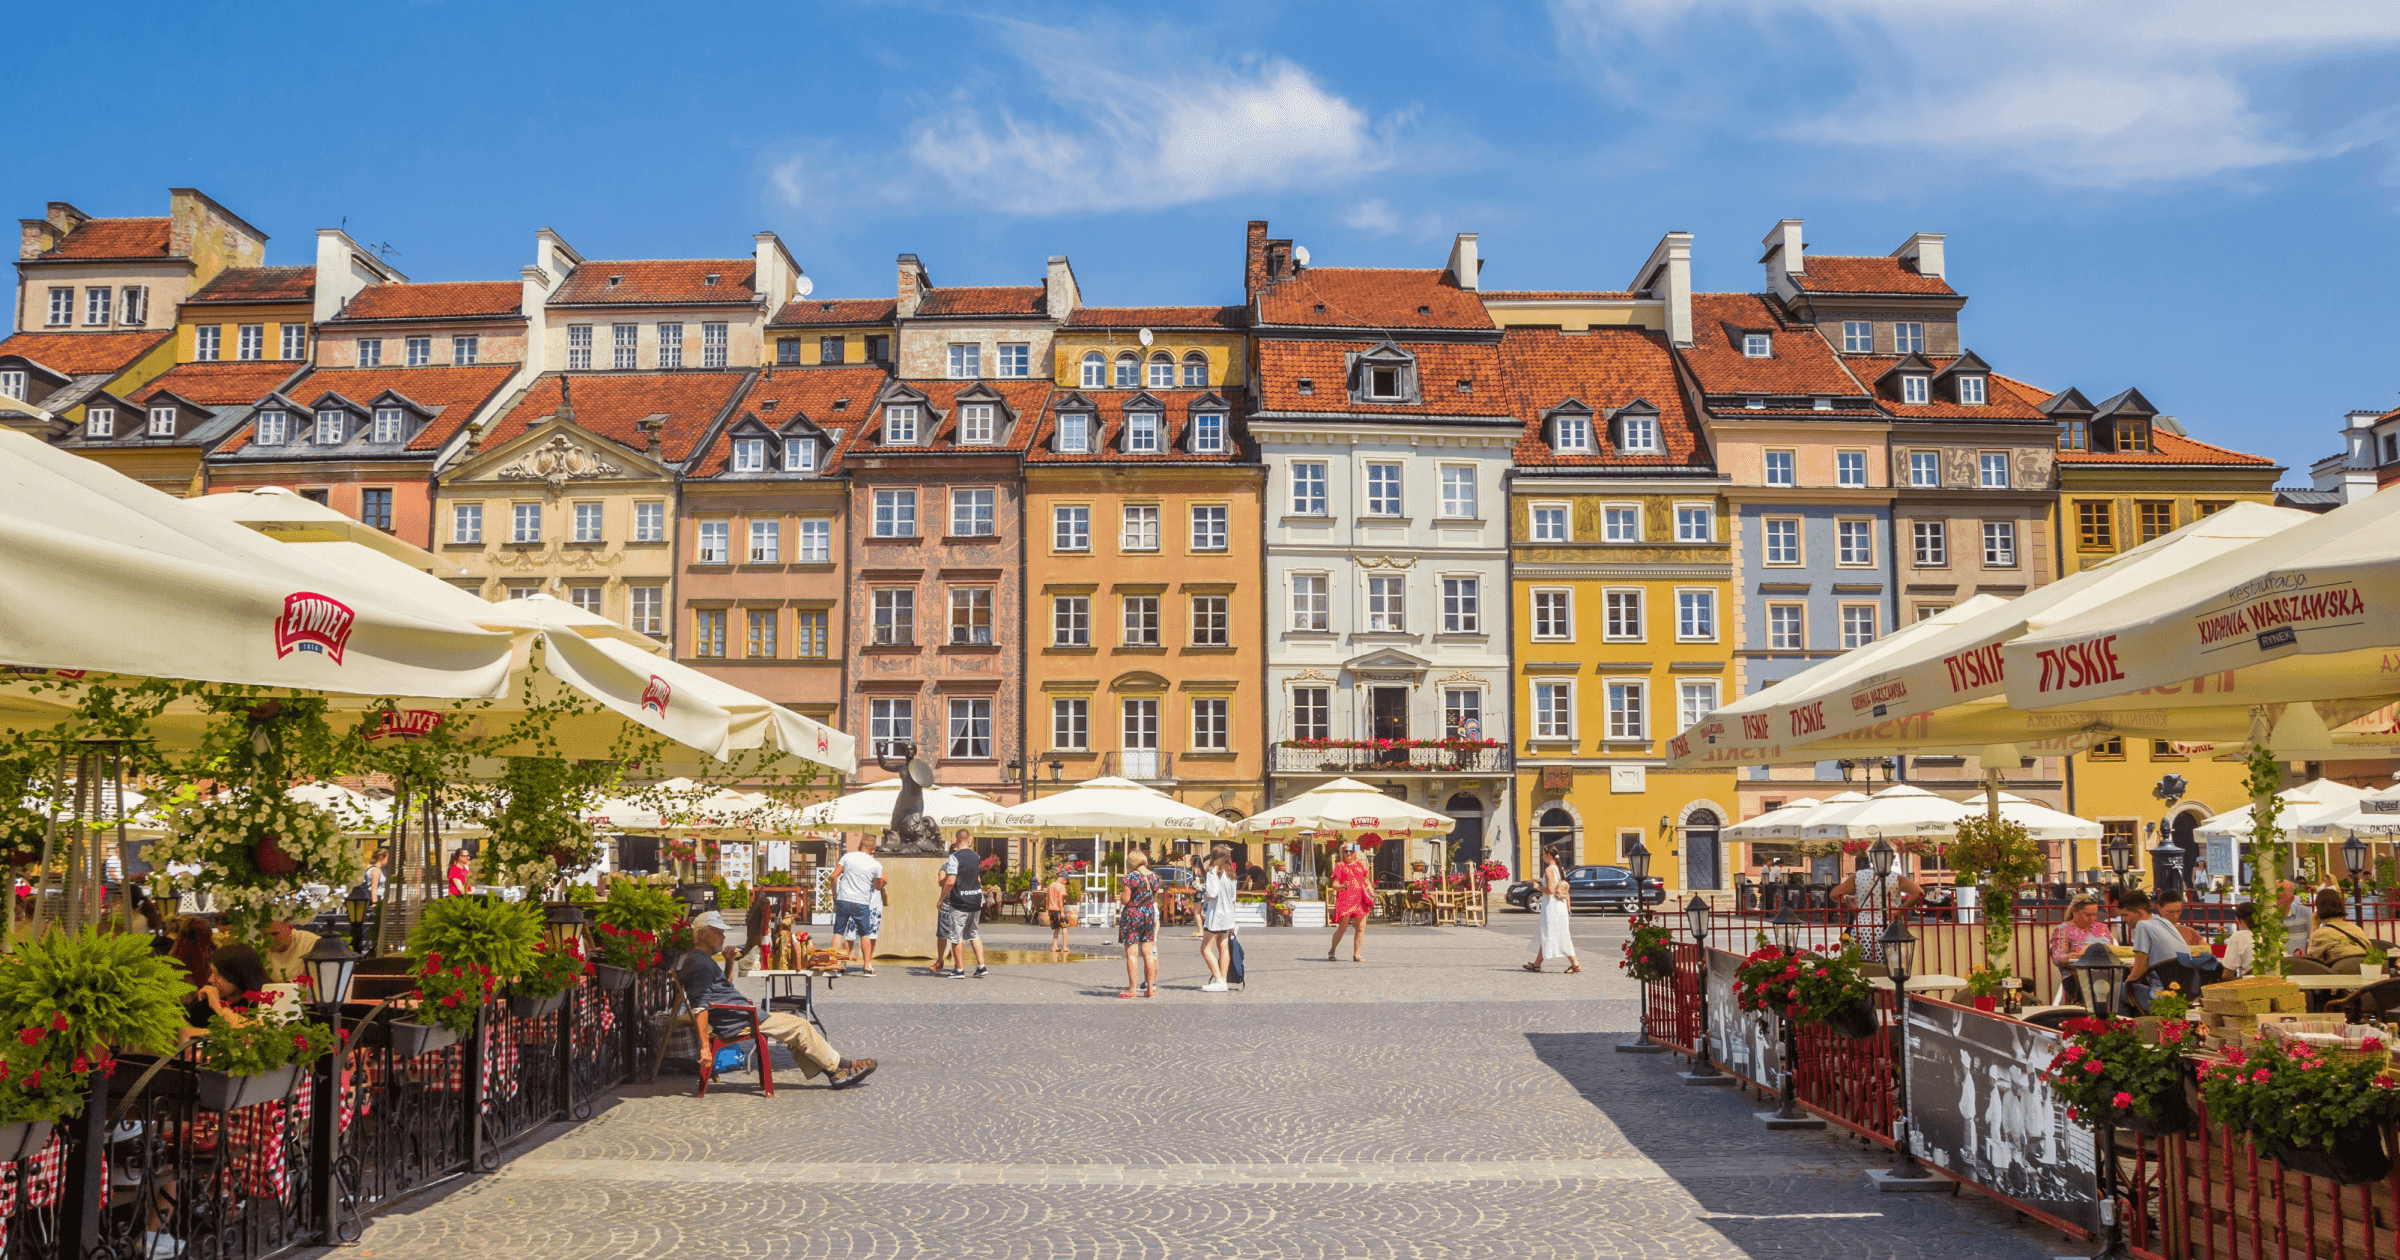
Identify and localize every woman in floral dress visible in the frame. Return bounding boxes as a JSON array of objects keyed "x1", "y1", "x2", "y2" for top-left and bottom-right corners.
[
  {"x1": 1328, "y1": 842, "x2": 1375, "y2": 962},
  {"x1": 1118, "y1": 848, "x2": 1161, "y2": 998}
]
